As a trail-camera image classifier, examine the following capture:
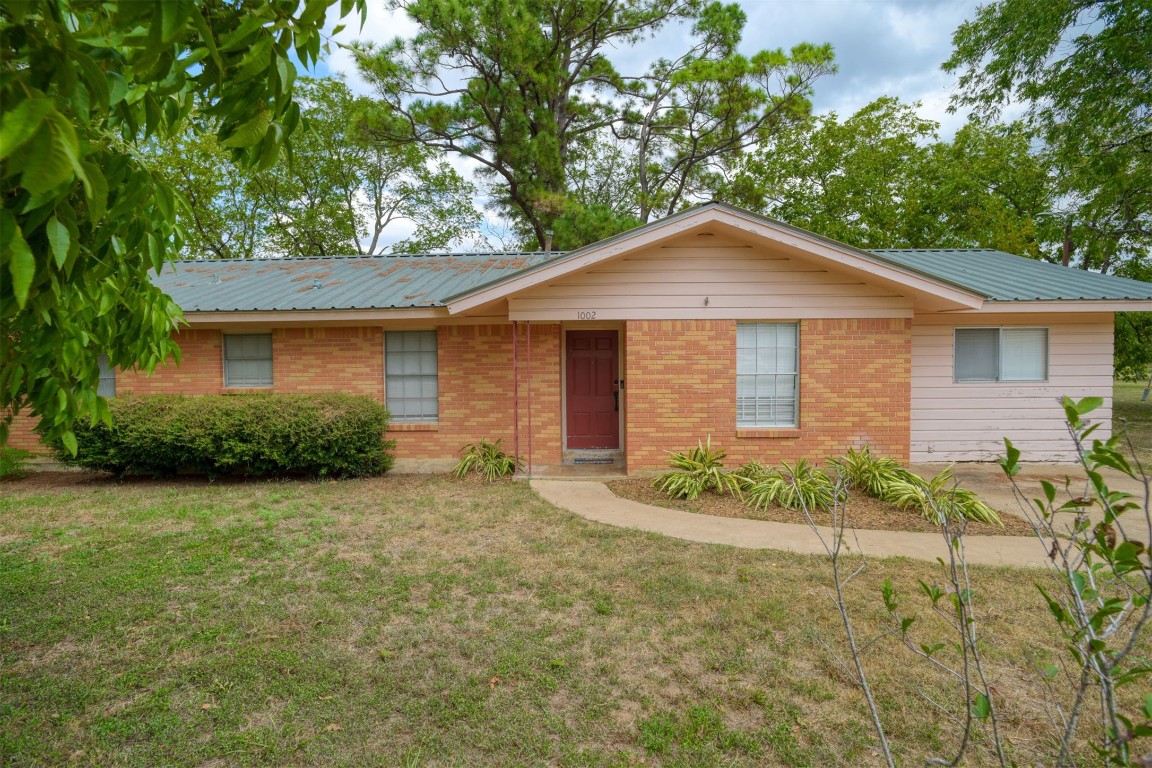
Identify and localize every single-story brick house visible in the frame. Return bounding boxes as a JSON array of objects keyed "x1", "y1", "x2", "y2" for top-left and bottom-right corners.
[{"x1": 9, "y1": 202, "x2": 1152, "y2": 471}]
